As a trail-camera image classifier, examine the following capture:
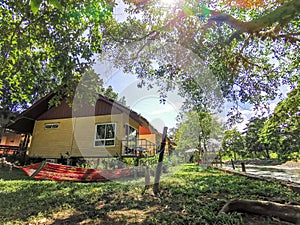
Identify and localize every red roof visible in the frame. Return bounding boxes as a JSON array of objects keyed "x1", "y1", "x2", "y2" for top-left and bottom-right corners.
[{"x1": 139, "y1": 126, "x2": 153, "y2": 135}]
